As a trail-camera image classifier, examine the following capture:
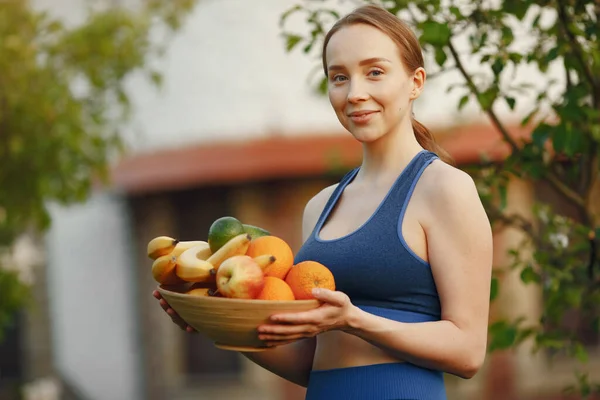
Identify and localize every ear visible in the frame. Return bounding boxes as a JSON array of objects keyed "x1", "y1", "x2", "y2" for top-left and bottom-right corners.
[{"x1": 410, "y1": 67, "x2": 426, "y2": 100}]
